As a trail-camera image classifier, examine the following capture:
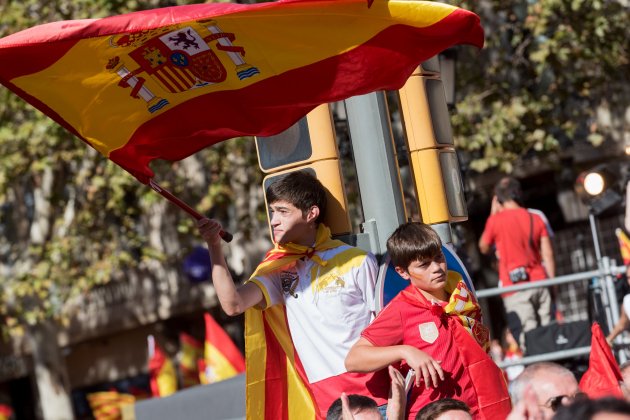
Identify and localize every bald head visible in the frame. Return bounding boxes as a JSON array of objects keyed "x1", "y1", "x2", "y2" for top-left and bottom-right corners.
[{"x1": 510, "y1": 362, "x2": 579, "y2": 419}]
